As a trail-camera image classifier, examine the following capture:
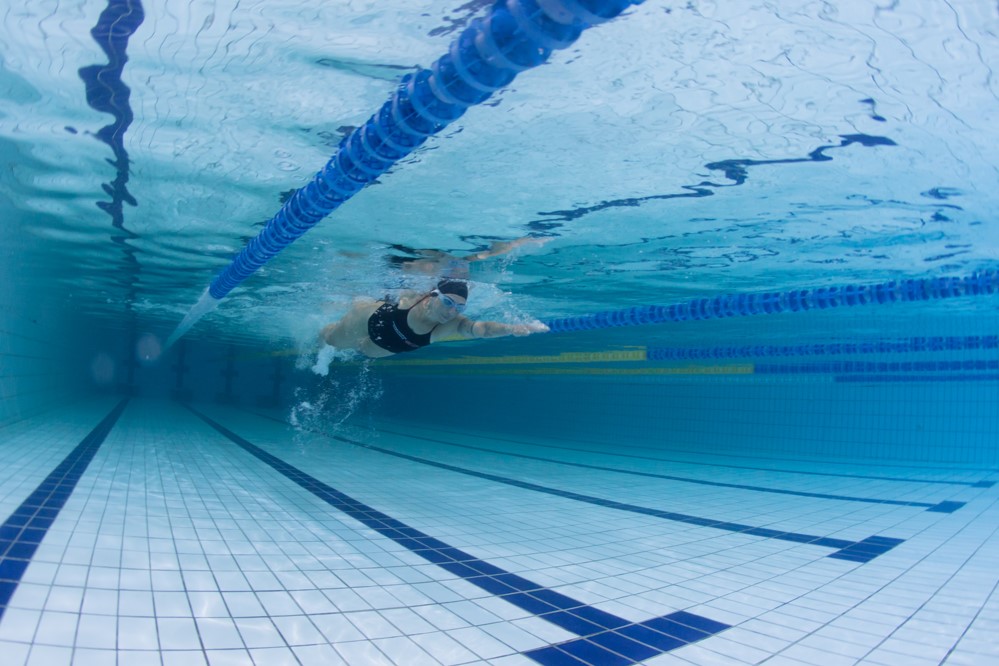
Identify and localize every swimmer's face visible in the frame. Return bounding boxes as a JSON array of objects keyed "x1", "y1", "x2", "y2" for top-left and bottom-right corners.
[{"x1": 429, "y1": 290, "x2": 466, "y2": 322}]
